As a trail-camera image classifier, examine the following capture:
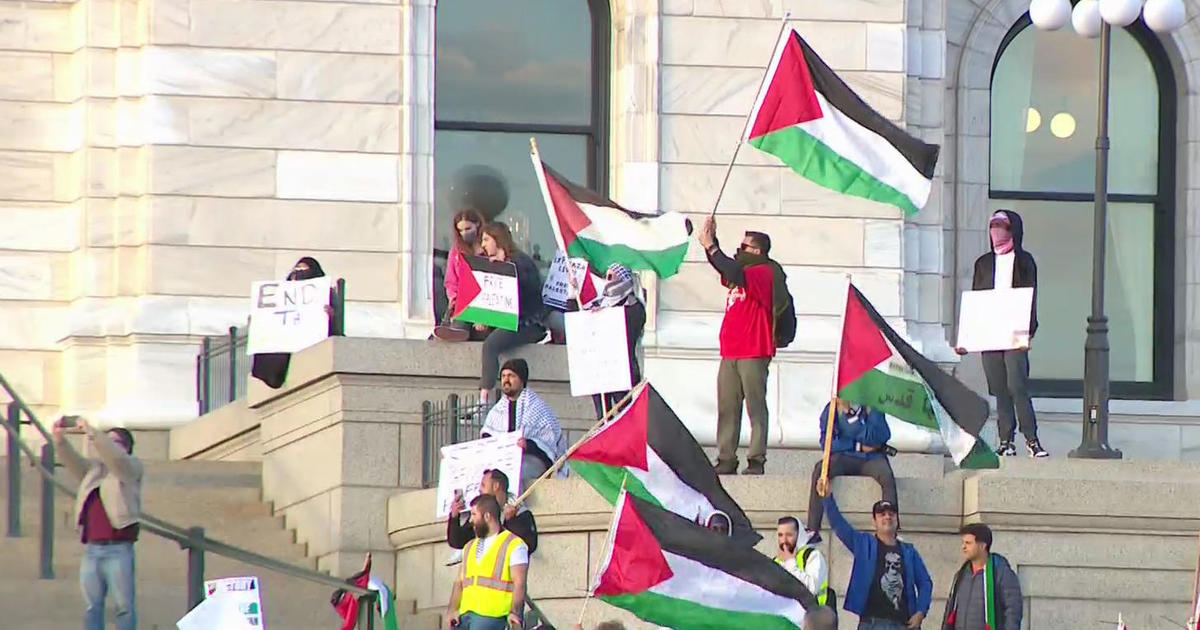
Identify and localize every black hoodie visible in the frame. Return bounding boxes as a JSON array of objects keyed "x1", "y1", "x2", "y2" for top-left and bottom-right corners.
[
  {"x1": 250, "y1": 257, "x2": 338, "y2": 389},
  {"x1": 971, "y1": 209, "x2": 1038, "y2": 338}
]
